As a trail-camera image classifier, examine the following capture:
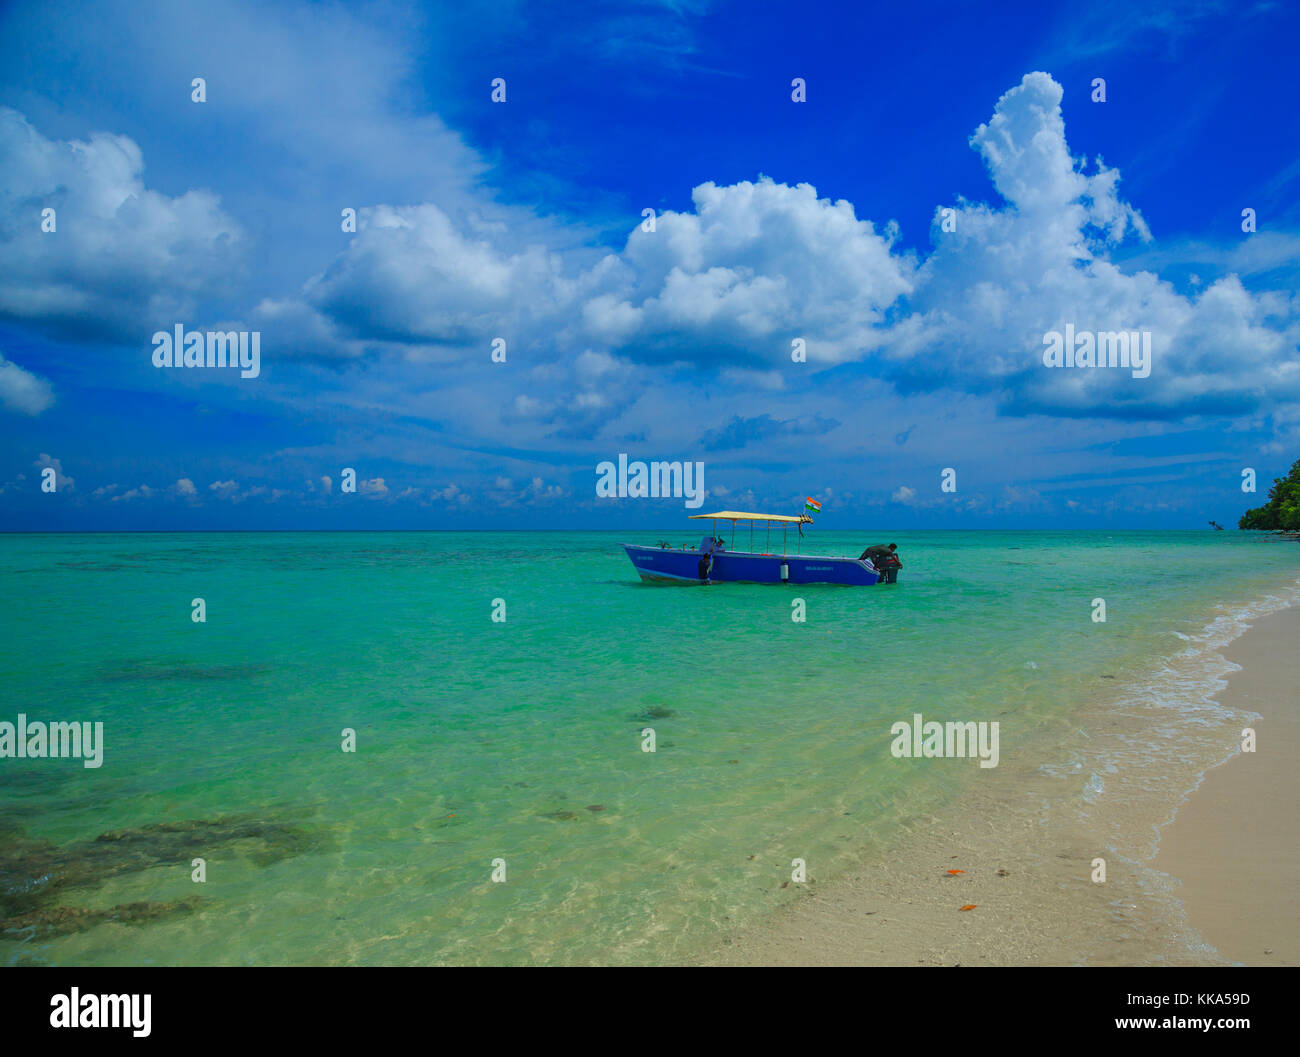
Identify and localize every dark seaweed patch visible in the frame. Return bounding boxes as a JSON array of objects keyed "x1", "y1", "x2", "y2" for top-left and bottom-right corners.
[
  {"x1": 95, "y1": 661, "x2": 272, "y2": 682},
  {"x1": 3, "y1": 897, "x2": 203, "y2": 938},
  {"x1": 0, "y1": 813, "x2": 328, "y2": 938},
  {"x1": 630, "y1": 706, "x2": 676, "y2": 722}
]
